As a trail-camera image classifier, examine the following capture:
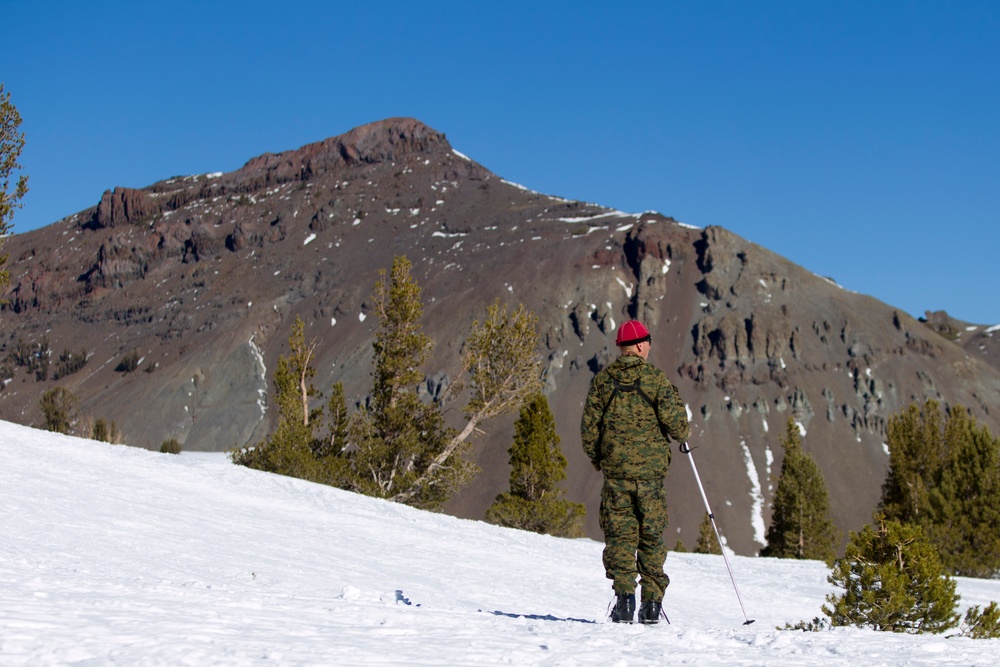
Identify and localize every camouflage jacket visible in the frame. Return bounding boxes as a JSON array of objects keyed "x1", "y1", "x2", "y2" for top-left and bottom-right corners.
[{"x1": 581, "y1": 355, "x2": 690, "y2": 480}]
